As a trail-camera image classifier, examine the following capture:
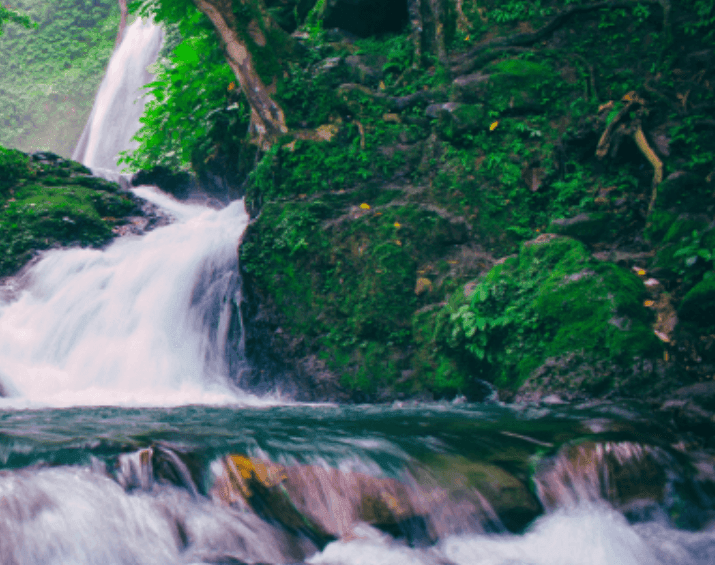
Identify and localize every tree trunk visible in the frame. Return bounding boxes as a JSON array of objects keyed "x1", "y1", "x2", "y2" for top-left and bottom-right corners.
[{"x1": 192, "y1": 0, "x2": 288, "y2": 149}]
